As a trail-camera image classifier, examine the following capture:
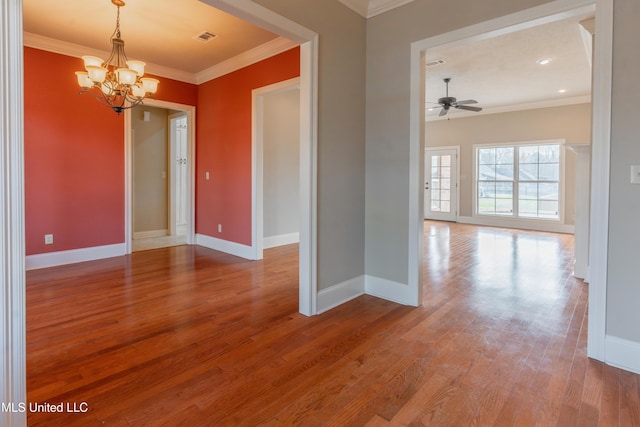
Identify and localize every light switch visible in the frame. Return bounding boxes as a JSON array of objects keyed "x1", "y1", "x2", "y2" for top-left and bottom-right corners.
[
  {"x1": 206, "y1": 171, "x2": 210, "y2": 180},
  {"x1": 631, "y1": 165, "x2": 640, "y2": 184}
]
